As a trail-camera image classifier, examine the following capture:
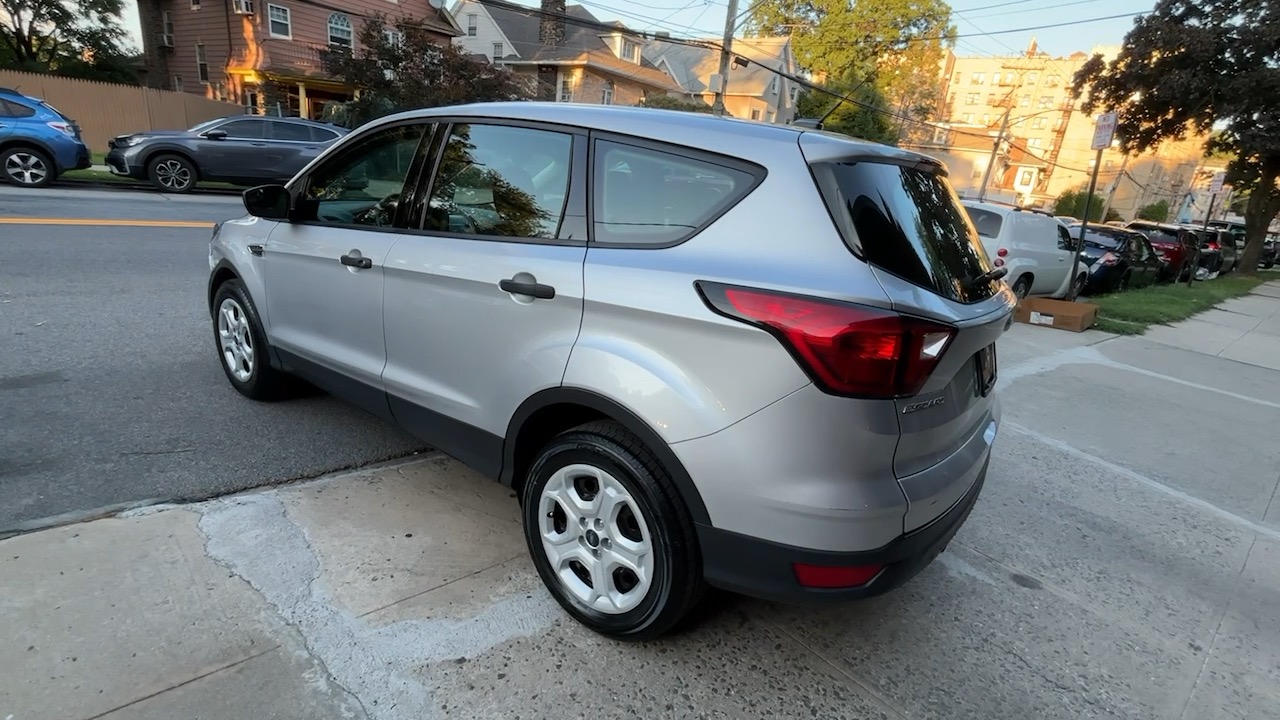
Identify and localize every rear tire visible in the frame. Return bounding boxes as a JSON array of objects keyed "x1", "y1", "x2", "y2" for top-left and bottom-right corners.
[
  {"x1": 521, "y1": 421, "x2": 704, "y2": 641},
  {"x1": 211, "y1": 279, "x2": 291, "y2": 401},
  {"x1": 148, "y1": 153, "x2": 197, "y2": 193},
  {"x1": 1, "y1": 147, "x2": 55, "y2": 188},
  {"x1": 1011, "y1": 275, "x2": 1032, "y2": 300},
  {"x1": 1114, "y1": 271, "x2": 1131, "y2": 293}
]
